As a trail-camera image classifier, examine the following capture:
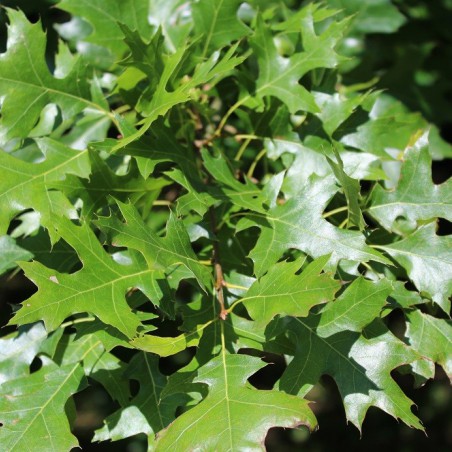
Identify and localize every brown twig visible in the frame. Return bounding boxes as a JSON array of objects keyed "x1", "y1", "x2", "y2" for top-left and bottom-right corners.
[{"x1": 209, "y1": 207, "x2": 228, "y2": 320}]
